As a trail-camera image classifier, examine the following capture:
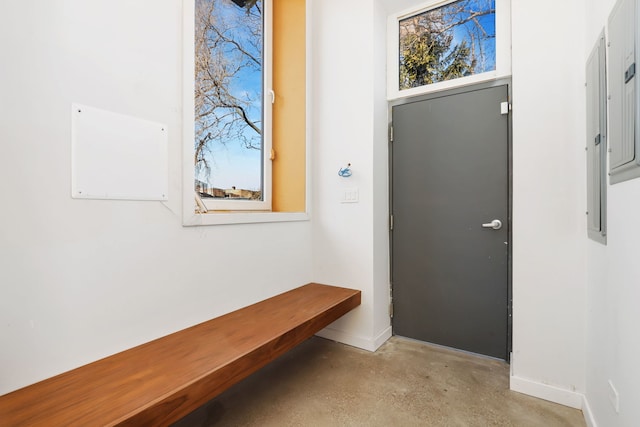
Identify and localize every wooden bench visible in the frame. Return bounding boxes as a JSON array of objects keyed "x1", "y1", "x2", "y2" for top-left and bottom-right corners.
[{"x1": 0, "y1": 283, "x2": 361, "y2": 426}]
